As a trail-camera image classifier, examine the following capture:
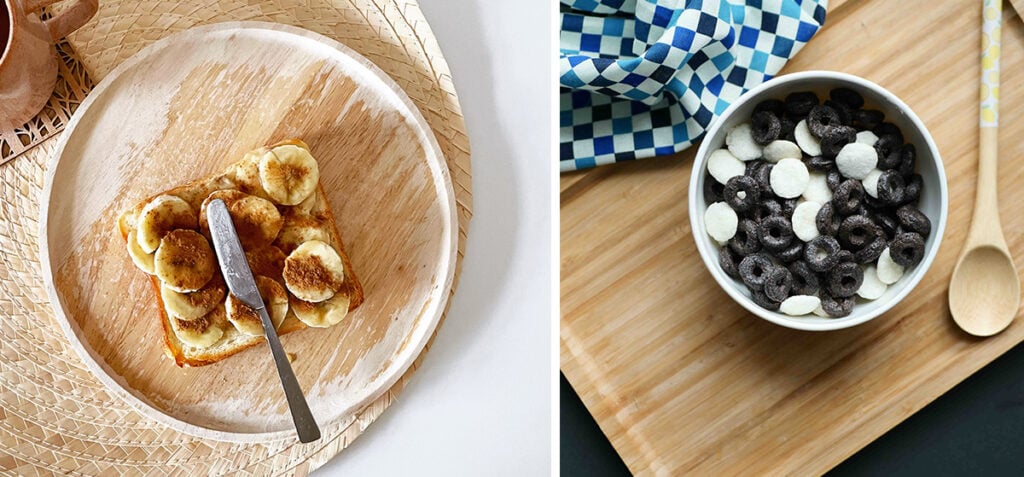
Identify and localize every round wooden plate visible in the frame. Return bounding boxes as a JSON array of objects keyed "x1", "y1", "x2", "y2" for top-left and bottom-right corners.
[{"x1": 38, "y1": 22, "x2": 457, "y2": 442}]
